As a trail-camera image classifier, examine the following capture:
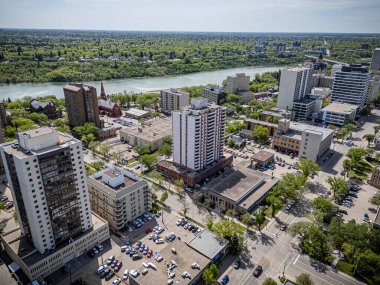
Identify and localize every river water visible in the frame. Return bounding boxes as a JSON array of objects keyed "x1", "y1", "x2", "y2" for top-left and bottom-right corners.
[{"x1": 0, "y1": 66, "x2": 282, "y2": 100}]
